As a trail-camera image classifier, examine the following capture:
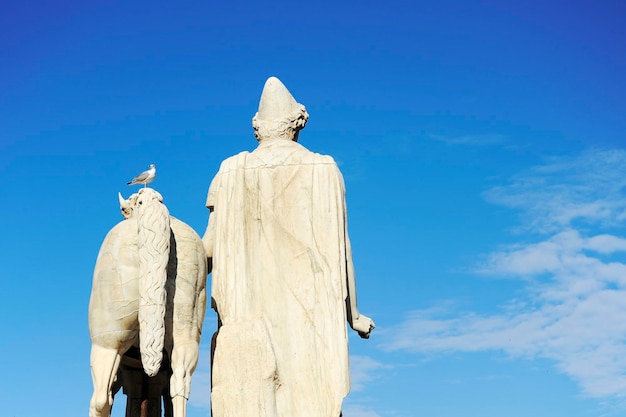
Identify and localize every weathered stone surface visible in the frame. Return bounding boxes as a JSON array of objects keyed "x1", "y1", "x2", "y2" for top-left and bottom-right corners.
[
  {"x1": 89, "y1": 188, "x2": 208, "y2": 417},
  {"x1": 204, "y1": 77, "x2": 374, "y2": 417}
]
